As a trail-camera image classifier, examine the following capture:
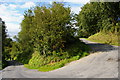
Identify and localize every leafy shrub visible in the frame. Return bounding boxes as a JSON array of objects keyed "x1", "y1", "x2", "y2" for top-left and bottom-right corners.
[
  {"x1": 38, "y1": 55, "x2": 81, "y2": 72},
  {"x1": 2, "y1": 59, "x2": 8, "y2": 69},
  {"x1": 81, "y1": 52, "x2": 89, "y2": 57},
  {"x1": 25, "y1": 38, "x2": 90, "y2": 71},
  {"x1": 65, "y1": 39, "x2": 90, "y2": 57}
]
